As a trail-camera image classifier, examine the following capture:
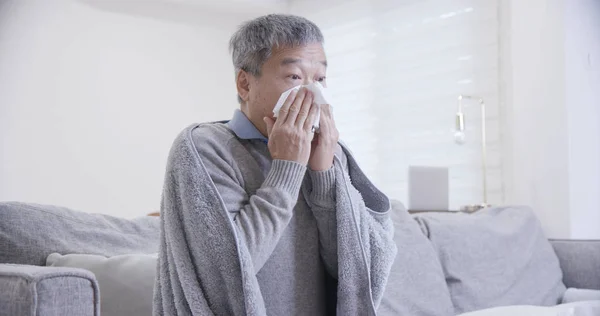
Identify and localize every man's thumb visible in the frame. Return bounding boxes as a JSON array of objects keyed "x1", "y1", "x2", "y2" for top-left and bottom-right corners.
[{"x1": 264, "y1": 117, "x2": 274, "y2": 136}]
